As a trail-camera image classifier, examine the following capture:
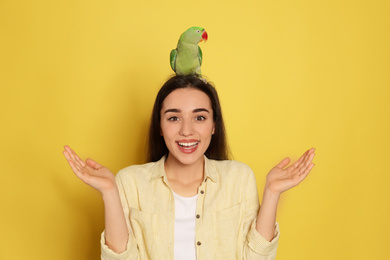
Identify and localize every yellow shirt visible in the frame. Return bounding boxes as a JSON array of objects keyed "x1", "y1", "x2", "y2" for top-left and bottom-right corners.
[{"x1": 101, "y1": 156, "x2": 280, "y2": 260}]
